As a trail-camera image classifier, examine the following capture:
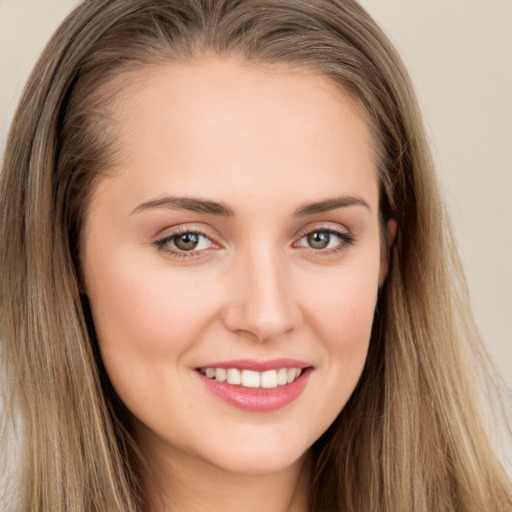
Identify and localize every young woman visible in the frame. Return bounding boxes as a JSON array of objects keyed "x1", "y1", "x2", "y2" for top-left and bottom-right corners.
[{"x1": 1, "y1": 1, "x2": 510, "y2": 511}]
